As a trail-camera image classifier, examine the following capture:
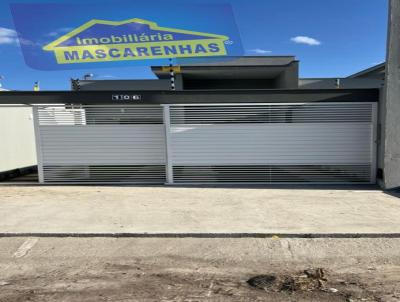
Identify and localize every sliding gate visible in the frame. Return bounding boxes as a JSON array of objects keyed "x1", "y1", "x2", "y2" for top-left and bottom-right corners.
[
  {"x1": 34, "y1": 102, "x2": 377, "y2": 184},
  {"x1": 164, "y1": 102, "x2": 377, "y2": 184},
  {"x1": 33, "y1": 105, "x2": 166, "y2": 183}
]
